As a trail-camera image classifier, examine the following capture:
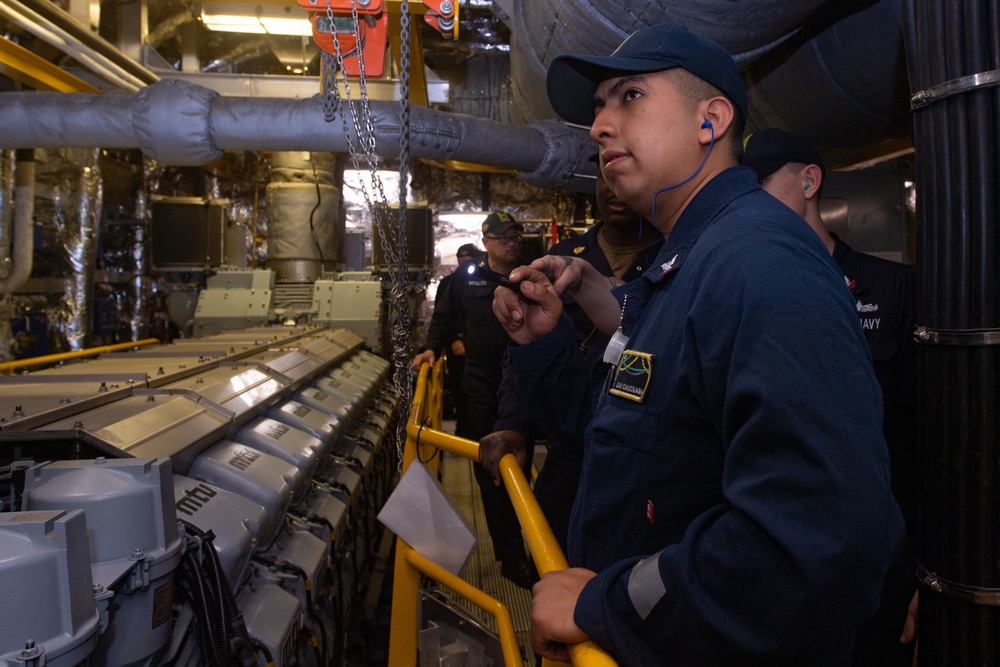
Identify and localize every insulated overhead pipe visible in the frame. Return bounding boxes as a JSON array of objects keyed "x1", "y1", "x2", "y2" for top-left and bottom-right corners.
[
  {"x1": 904, "y1": 0, "x2": 1000, "y2": 662},
  {"x1": 0, "y1": 79, "x2": 596, "y2": 190},
  {"x1": 505, "y1": 0, "x2": 912, "y2": 164},
  {"x1": 506, "y1": 0, "x2": 830, "y2": 123}
]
